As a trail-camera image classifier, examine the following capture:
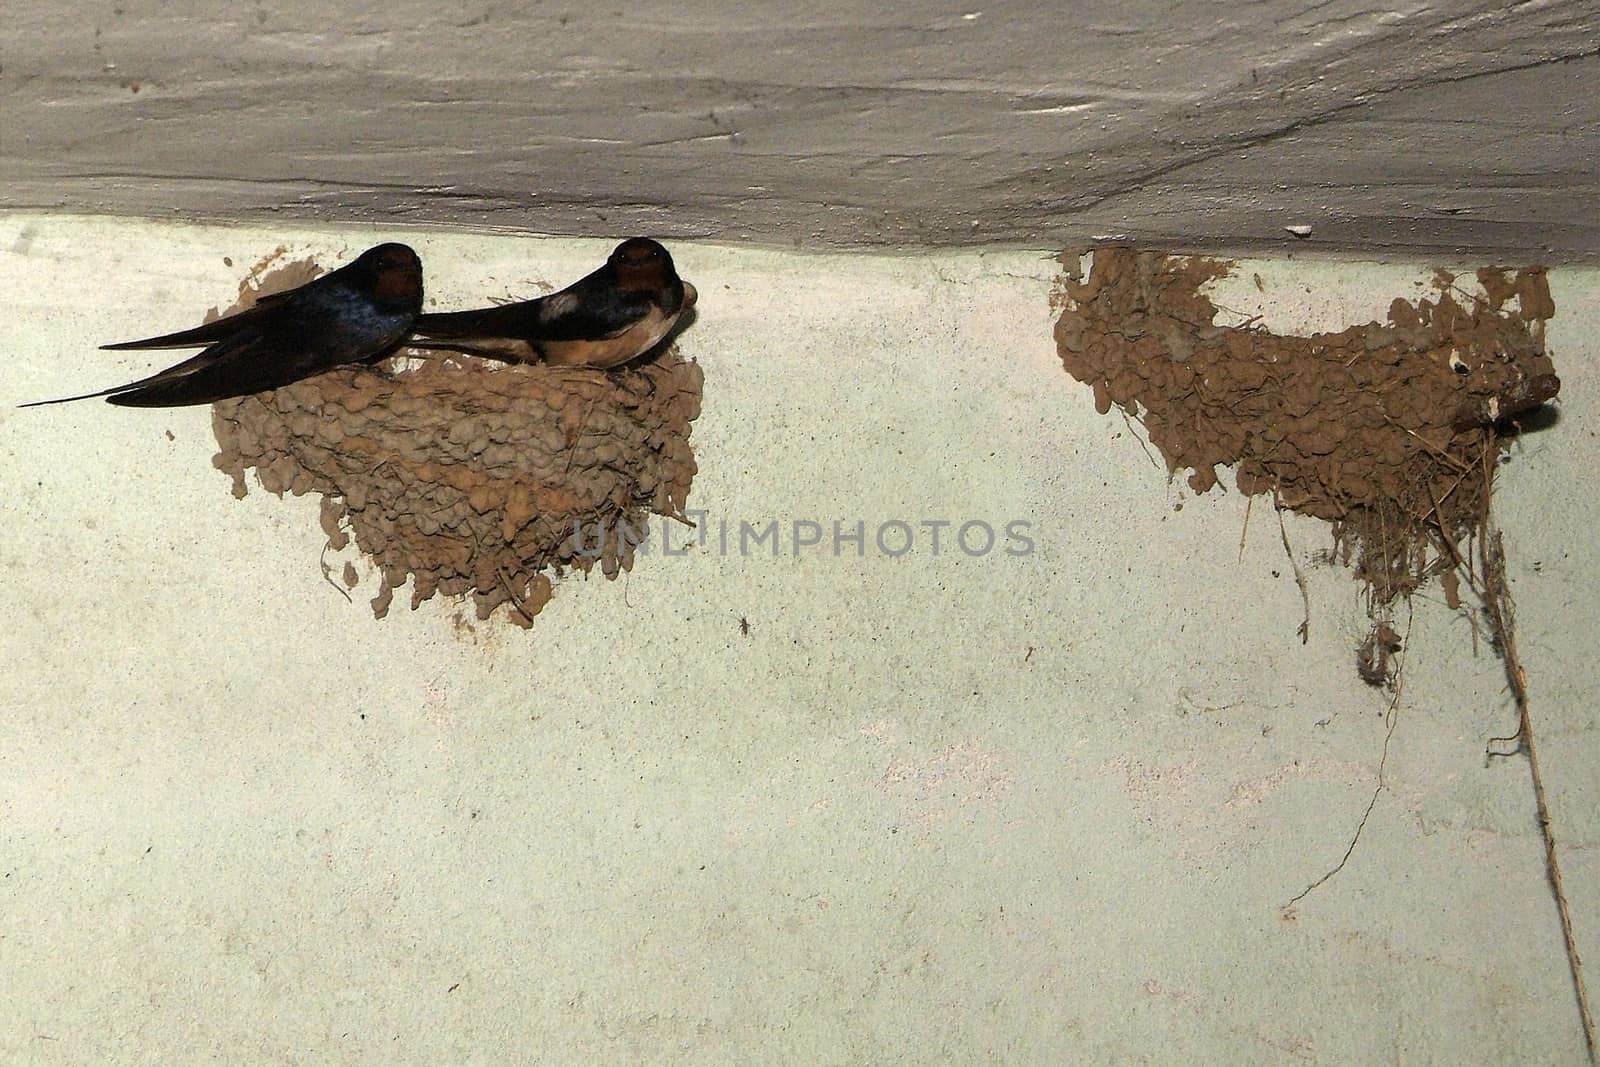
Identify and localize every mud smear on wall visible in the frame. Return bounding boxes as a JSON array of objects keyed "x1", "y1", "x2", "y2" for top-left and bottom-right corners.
[
  {"x1": 1053, "y1": 247, "x2": 1559, "y2": 673},
  {"x1": 207, "y1": 260, "x2": 702, "y2": 628}
]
